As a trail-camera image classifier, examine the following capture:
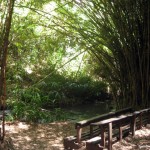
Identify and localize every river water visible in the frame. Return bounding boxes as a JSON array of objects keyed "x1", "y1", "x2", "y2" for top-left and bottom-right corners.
[{"x1": 63, "y1": 101, "x2": 115, "y2": 122}]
